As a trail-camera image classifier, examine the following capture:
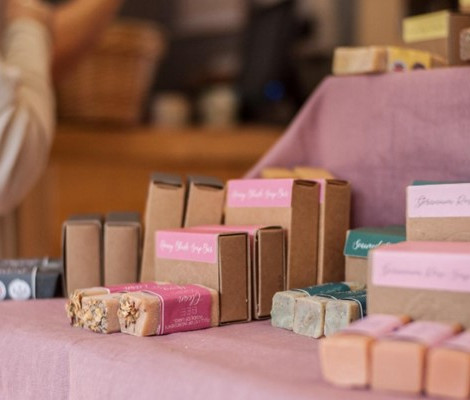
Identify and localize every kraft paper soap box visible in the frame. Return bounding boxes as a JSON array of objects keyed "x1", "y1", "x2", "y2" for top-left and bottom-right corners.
[
  {"x1": 403, "y1": 11, "x2": 470, "y2": 65},
  {"x1": 260, "y1": 166, "x2": 335, "y2": 180},
  {"x1": 407, "y1": 181, "x2": 470, "y2": 241},
  {"x1": 0, "y1": 258, "x2": 62, "y2": 301},
  {"x1": 461, "y1": 0, "x2": 470, "y2": 13},
  {"x1": 224, "y1": 179, "x2": 319, "y2": 289},
  {"x1": 344, "y1": 225, "x2": 406, "y2": 285},
  {"x1": 104, "y1": 212, "x2": 141, "y2": 286},
  {"x1": 140, "y1": 172, "x2": 185, "y2": 282},
  {"x1": 183, "y1": 175, "x2": 225, "y2": 228},
  {"x1": 155, "y1": 228, "x2": 250, "y2": 324},
  {"x1": 368, "y1": 241, "x2": 470, "y2": 328},
  {"x1": 62, "y1": 214, "x2": 102, "y2": 296},
  {"x1": 197, "y1": 224, "x2": 285, "y2": 319}
]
